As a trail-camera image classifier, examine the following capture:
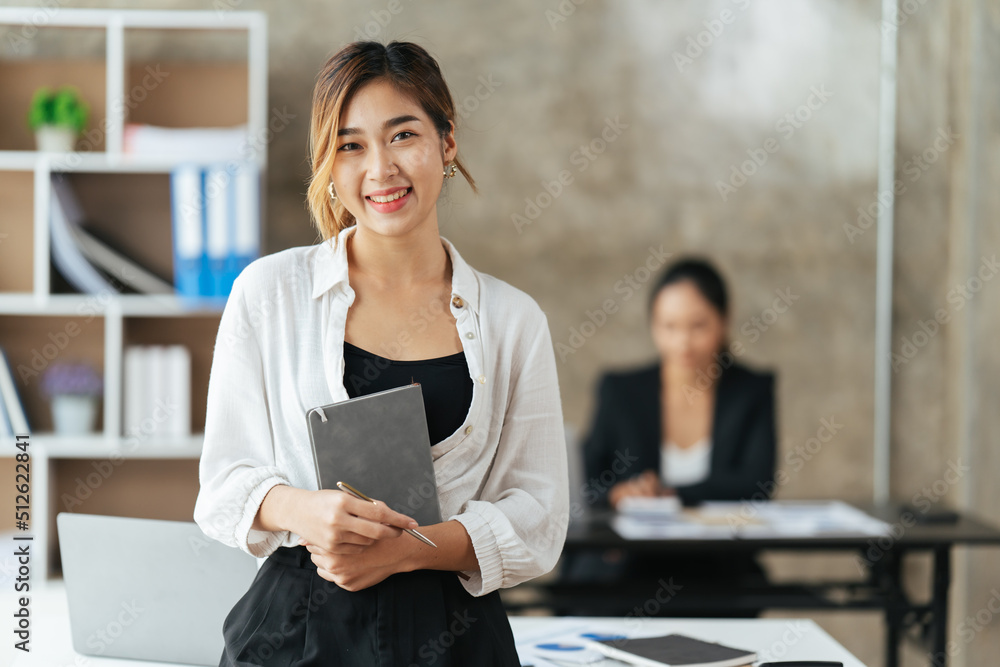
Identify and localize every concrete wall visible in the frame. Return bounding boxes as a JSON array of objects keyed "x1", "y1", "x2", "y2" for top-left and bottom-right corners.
[{"x1": 3, "y1": 1, "x2": 996, "y2": 665}]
